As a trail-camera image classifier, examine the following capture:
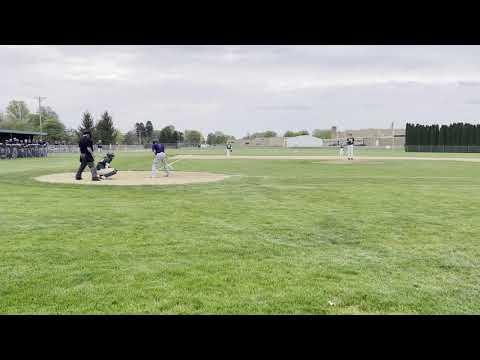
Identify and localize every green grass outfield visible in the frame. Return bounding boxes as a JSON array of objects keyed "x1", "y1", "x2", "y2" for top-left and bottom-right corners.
[
  {"x1": 1, "y1": 150, "x2": 480, "y2": 314},
  {"x1": 167, "y1": 146, "x2": 480, "y2": 157}
]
